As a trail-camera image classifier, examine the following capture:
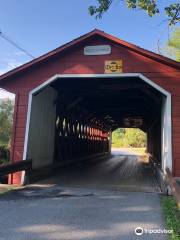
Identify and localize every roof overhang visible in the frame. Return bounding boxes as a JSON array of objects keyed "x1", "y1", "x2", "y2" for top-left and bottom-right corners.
[{"x1": 0, "y1": 29, "x2": 179, "y2": 83}]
